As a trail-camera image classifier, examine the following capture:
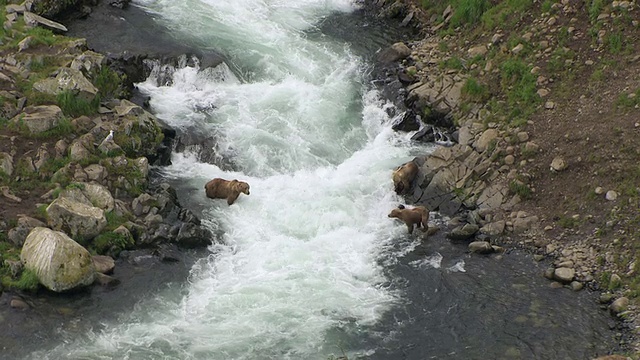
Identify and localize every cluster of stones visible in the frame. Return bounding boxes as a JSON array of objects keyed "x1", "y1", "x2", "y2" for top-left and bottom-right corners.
[
  {"x1": 369, "y1": 3, "x2": 640, "y2": 351},
  {"x1": 0, "y1": 4, "x2": 213, "y2": 297},
  {"x1": 373, "y1": 0, "x2": 635, "y2": 306}
]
